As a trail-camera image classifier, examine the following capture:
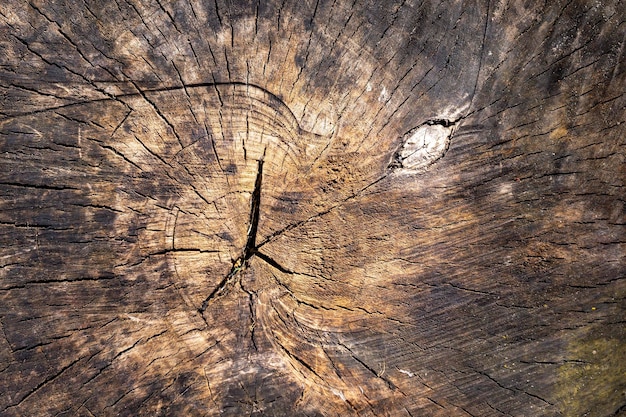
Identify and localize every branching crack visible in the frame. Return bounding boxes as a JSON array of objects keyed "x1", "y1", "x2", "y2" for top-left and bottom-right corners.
[
  {"x1": 197, "y1": 146, "x2": 320, "y2": 323},
  {"x1": 198, "y1": 150, "x2": 266, "y2": 319}
]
